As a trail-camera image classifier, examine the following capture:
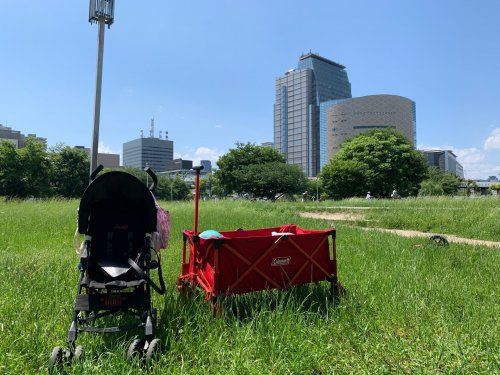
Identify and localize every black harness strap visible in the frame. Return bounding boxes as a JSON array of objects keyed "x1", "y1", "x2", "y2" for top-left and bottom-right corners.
[{"x1": 127, "y1": 258, "x2": 166, "y2": 295}]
